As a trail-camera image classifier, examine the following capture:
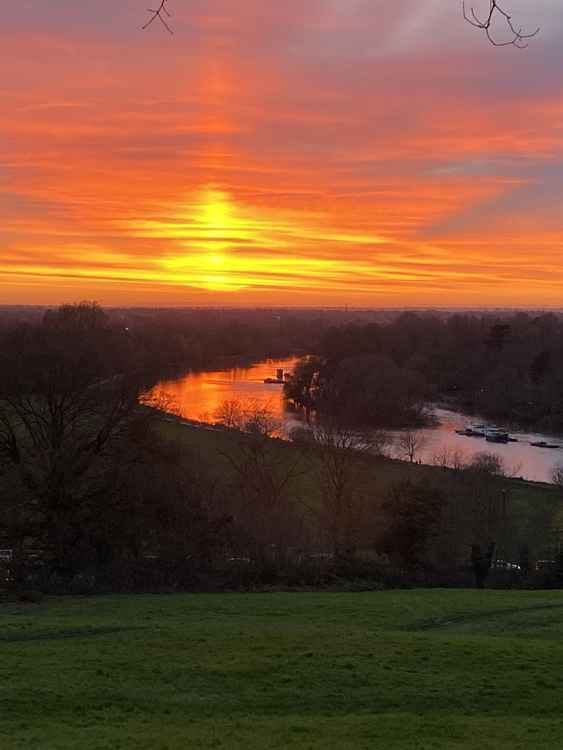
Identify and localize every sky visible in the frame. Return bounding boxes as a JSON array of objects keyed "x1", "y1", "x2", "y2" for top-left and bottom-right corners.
[{"x1": 3, "y1": 0, "x2": 563, "y2": 307}]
